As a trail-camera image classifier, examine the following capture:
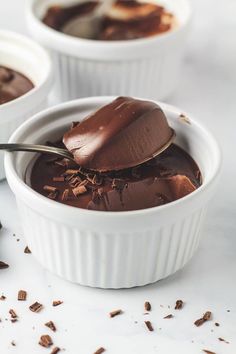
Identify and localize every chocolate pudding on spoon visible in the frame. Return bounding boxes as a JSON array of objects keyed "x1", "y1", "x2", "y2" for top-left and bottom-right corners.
[{"x1": 28, "y1": 97, "x2": 201, "y2": 211}]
